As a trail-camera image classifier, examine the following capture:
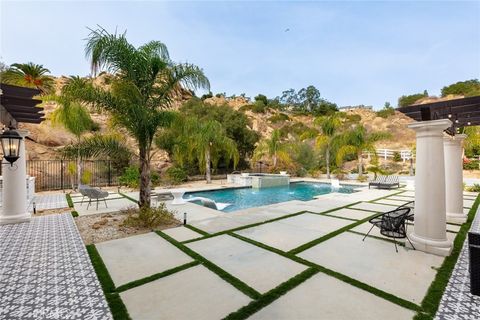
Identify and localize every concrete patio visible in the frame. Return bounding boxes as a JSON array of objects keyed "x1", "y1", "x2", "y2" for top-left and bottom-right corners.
[{"x1": 85, "y1": 187, "x2": 480, "y2": 319}]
